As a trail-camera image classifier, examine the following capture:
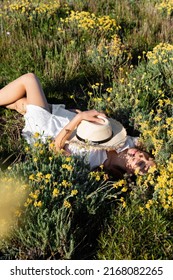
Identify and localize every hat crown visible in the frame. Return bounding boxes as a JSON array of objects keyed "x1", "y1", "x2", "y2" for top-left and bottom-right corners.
[
  {"x1": 76, "y1": 117, "x2": 112, "y2": 143},
  {"x1": 68, "y1": 117, "x2": 127, "y2": 150}
]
